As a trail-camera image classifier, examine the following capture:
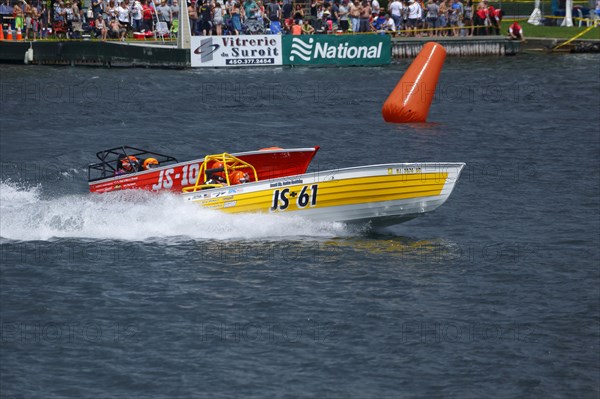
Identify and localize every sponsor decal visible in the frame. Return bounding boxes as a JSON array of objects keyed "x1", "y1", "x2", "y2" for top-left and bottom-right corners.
[
  {"x1": 270, "y1": 179, "x2": 303, "y2": 188},
  {"x1": 211, "y1": 191, "x2": 228, "y2": 198},
  {"x1": 223, "y1": 201, "x2": 237, "y2": 208},
  {"x1": 190, "y1": 193, "x2": 209, "y2": 200},
  {"x1": 191, "y1": 35, "x2": 283, "y2": 67},
  {"x1": 194, "y1": 38, "x2": 221, "y2": 62},
  {"x1": 289, "y1": 38, "x2": 381, "y2": 61},
  {"x1": 283, "y1": 36, "x2": 390, "y2": 66}
]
